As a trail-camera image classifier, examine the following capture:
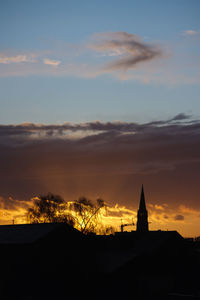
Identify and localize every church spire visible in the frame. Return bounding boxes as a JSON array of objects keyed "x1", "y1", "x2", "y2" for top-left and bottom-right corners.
[
  {"x1": 136, "y1": 185, "x2": 149, "y2": 233},
  {"x1": 139, "y1": 184, "x2": 146, "y2": 211}
]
